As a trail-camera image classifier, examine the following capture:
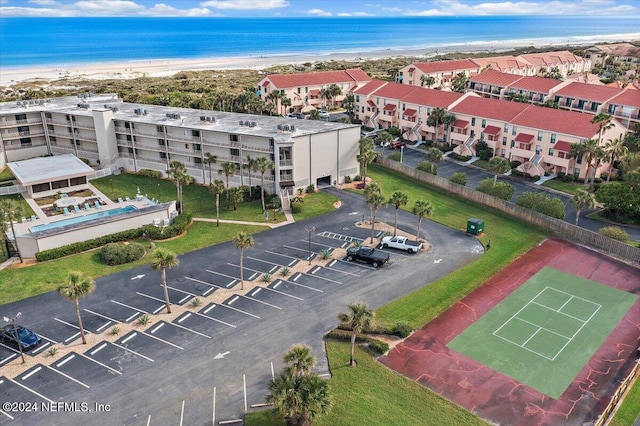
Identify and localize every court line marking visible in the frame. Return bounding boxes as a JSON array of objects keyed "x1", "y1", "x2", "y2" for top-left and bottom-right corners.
[{"x1": 7, "y1": 376, "x2": 54, "y2": 404}]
